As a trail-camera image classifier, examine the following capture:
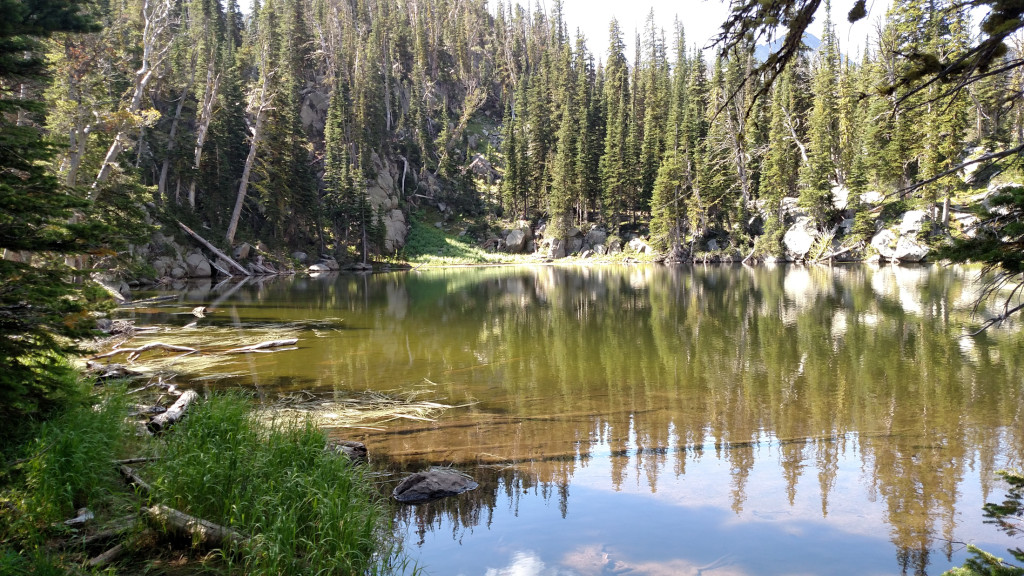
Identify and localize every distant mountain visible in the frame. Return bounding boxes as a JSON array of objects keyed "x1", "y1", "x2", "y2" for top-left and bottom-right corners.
[{"x1": 754, "y1": 33, "x2": 821, "y2": 61}]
